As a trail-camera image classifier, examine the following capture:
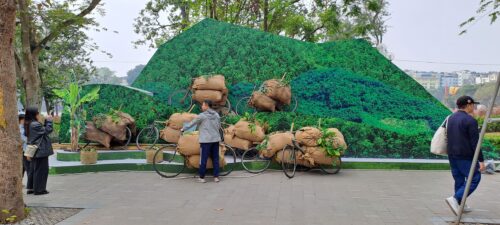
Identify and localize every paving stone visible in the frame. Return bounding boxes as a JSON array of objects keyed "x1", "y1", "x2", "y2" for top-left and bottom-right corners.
[{"x1": 16, "y1": 170, "x2": 500, "y2": 225}]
